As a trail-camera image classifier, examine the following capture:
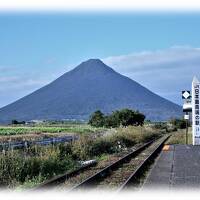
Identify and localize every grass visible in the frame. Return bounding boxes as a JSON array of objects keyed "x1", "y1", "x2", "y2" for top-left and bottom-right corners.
[
  {"x1": 166, "y1": 128, "x2": 192, "y2": 145},
  {"x1": 114, "y1": 126, "x2": 163, "y2": 145},
  {"x1": 15, "y1": 175, "x2": 44, "y2": 190},
  {"x1": 69, "y1": 126, "x2": 163, "y2": 160},
  {"x1": 0, "y1": 124, "x2": 106, "y2": 136},
  {"x1": 0, "y1": 144, "x2": 78, "y2": 189},
  {"x1": 95, "y1": 154, "x2": 110, "y2": 162},
  {"x1": 0, "y1": 125, "x2": 164, "y2": 189}
]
